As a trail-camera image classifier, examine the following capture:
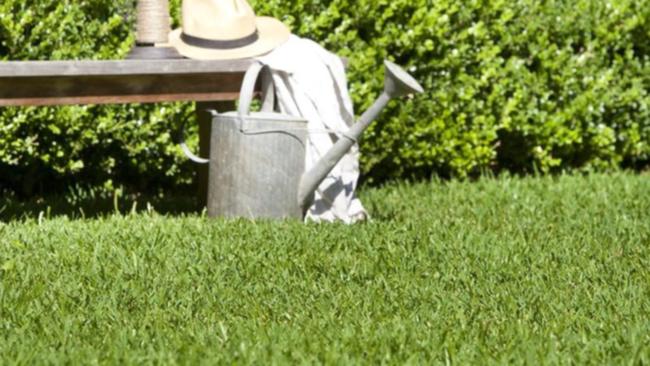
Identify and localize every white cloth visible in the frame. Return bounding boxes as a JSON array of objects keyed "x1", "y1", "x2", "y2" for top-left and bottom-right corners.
[{"x1": 257, "y1": 35, "x2": 367, "y2": 223}]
